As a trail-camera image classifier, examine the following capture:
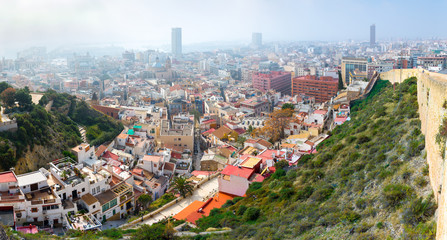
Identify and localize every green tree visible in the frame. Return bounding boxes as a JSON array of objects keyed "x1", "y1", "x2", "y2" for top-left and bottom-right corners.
[
  {"x1": 248, "y1": 125, "x2": 254, "y2": 133},
  {"x1": 281, "y1": 103, "x2": 295, "y2": 110},
  {"x1": 171, "y1": 176, "x2": 194, "y2": 198},
  {"x1": 1, "y1": 88, "x2": 16, "y2": 108},
  {"x1": 138, "y1": 194, "x2": 153, "y2": 210},
  {"x1": 0, "y1": 82, "x2": 12, "y2": 94},
  {"x1": 91, "y1": 92, "x2": 98, "y2": 102},
  {"x1": 338, "y1": 70, "x2": 344, "y2": 90},
  {"x1": 15, "y1": 88, "x2": 32, "y2": 110}
]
